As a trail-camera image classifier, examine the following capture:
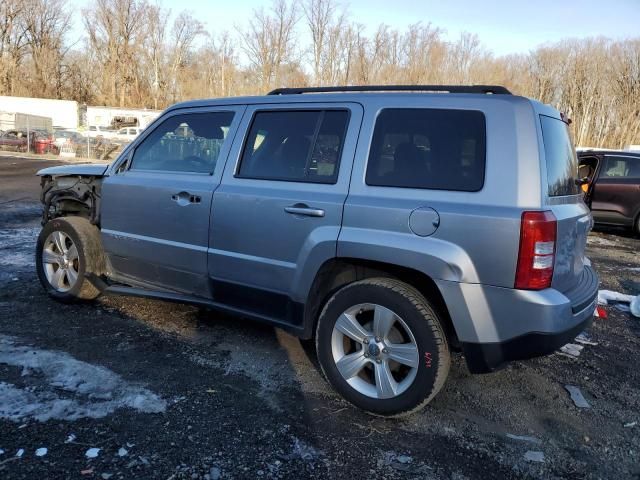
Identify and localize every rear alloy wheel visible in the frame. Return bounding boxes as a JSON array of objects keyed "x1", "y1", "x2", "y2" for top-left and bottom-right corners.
[
  {"x1": 331, "y1": 303, "x2": 419, "y2": 399},
  {"x1": 316, "y1": 278, "x2": 450, "y2": 416}
]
